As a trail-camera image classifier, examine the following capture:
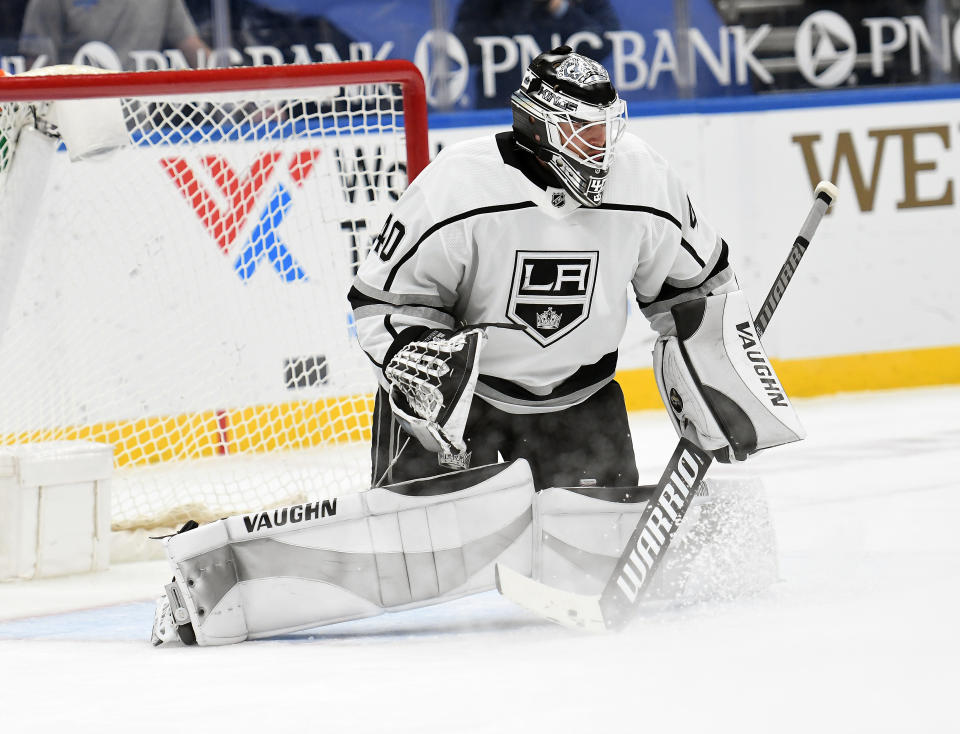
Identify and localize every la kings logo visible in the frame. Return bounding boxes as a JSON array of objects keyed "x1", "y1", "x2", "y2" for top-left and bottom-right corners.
[{"x1": 506, "y1": 251, "x2": 597, "y2": 346}]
